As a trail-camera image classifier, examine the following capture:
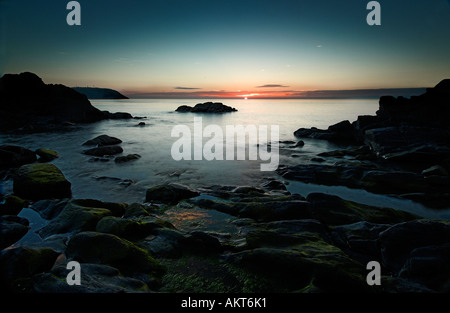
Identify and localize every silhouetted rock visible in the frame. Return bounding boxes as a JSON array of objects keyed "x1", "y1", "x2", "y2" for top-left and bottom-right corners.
[
  {"x1": 0, "y1": 72, "x2": 133, "y2": 131},
  {"x1": 82, "y1": 134, "x2": 122, "y2": 146},
  {"x1": 176, "y1": 102, "x2": 237, "y2": 113},
  {"x1": 101, "y1": 111, "x2": 133, "y2": 120},
  {"x1": 72, "y1": 87, "x2": 129, "y2": 99}
]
